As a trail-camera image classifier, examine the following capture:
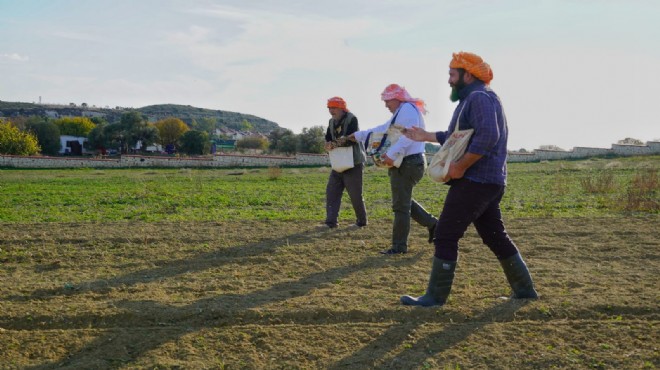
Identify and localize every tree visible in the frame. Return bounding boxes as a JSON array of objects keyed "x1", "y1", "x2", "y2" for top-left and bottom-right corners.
[
  {"x1": 538, "y1": 145, "x2": 565, "y2": 151},
  {"x1": 617, "y1": 137, "x2": 644, "y2": 145},
  {"x1": 191, "y1": 117, "x2": 217, "y2": 136},
  {"x1": 297, "y1": 125, "x2": 325, "y2": 154},
  {"x1": 240, "y1": 119, "x2": 253, "y2": 132},
  {"x1": 87, "y1": 123, "x2": 110, "y2": 153},
  {"x1": 90, "y1": 116, "x2": 107, "y2": 126},
  {"x1": 0, "y1": 122, "x2": 41, "y2": 155},
  {"x1": 154, "y1": 117, "x2": 189, "y2": 146},
  {"x1": 104, "y1": 111, "x2": 159, "y2": 153},
  {"x1": 179, "y1": 130, "x2": 210, "y2": 155},
  {"x1": 29, "y1": 121, "x2": 61, "y2": 155},
  {"x1": 236, "y1": 136, "x2": 268, "y2": 150},
  {"x1": 53, "y1": 117, "x2": 96, "y2": 137},
  {"x1": 267, "y1": 128, "x2": 297, "y2": 154}
]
